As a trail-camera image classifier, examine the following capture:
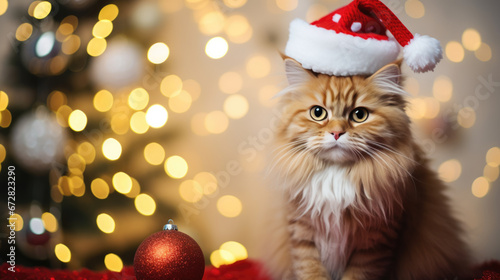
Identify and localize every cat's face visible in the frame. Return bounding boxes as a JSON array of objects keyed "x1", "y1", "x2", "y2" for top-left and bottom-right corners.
[{"x1": 277, "y1": 59, "x2": 411, "y2": 165}]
